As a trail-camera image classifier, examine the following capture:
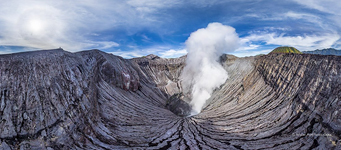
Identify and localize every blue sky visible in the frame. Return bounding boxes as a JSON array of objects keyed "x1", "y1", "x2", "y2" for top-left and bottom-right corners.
[{"x1": 0, "y1": 0, "x2": 340, "y2": 58}]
